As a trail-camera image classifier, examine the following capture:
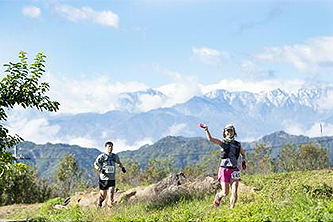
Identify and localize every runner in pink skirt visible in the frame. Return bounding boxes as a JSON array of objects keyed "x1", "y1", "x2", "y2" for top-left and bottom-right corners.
[{"x1": 200, "y1": 123, "x2": 247, "y2": 209}]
